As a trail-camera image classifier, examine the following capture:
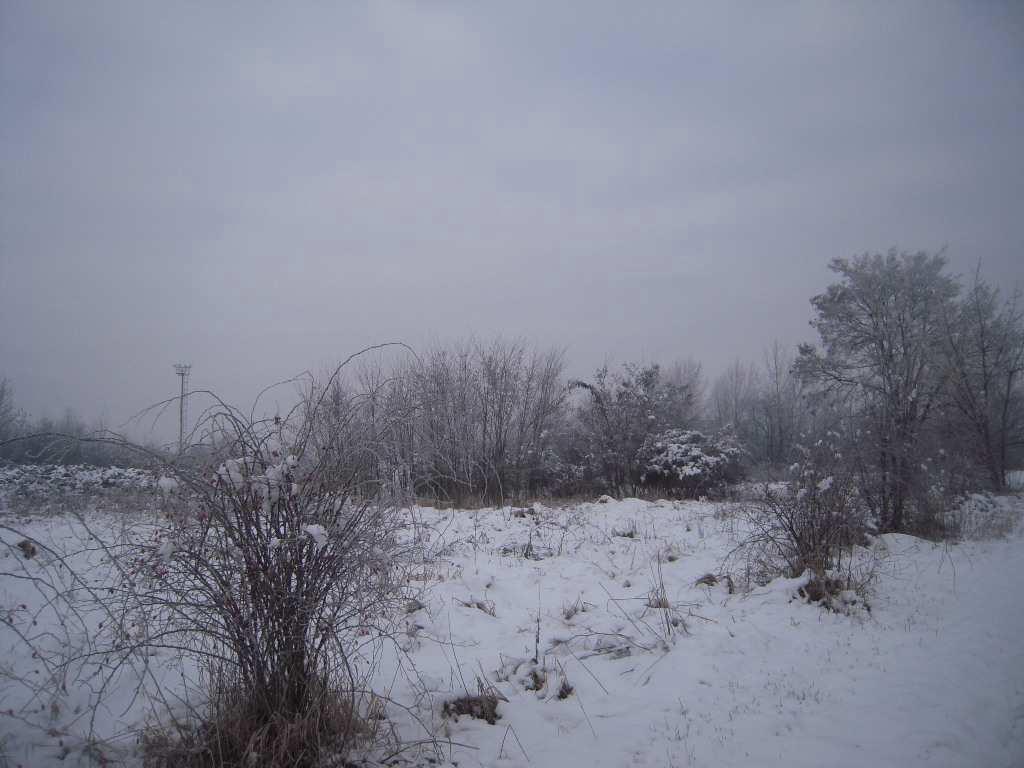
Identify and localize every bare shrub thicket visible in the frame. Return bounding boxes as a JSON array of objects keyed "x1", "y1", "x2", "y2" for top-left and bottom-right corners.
[
  {"x1": 1, "y1": 350, "x2": 421, "y2": 768},
  {"x1": 941, "y1": 271, "x2": 1024, "y2": 492},
  {"x1": 312, "y1": 339, "x2": 568, "y2": 505},
  {"x1": 3, "y1": 350, "x2": 717, "y2": 507},
  {"x1": 409, "y1": 340, "x2": 567, "y2": 504},
  {"x1": 0, "y1": 379, "x2": 146, "y2": 466},
  {"x1": 709, "y1": 343, "x2": 807, "y2": 469},
  {"x1": 133, "y1": 362, "x2": 418, "y2": 767},
  {"x1": 5, "y1": 252, "x2": 1021, "y2": 528},
  {"x1": 566, "y1": 361, "x2": 705, "y2": 496},
  {"x1": 729, "y1": 428, "x2": 872, "y2": 598},
  {"x1": 0, "y1": 378, "x2": 16, "y2": 446},
  {"x1": 0, "y1": 511, "x2": 145, "y2": 764}
]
